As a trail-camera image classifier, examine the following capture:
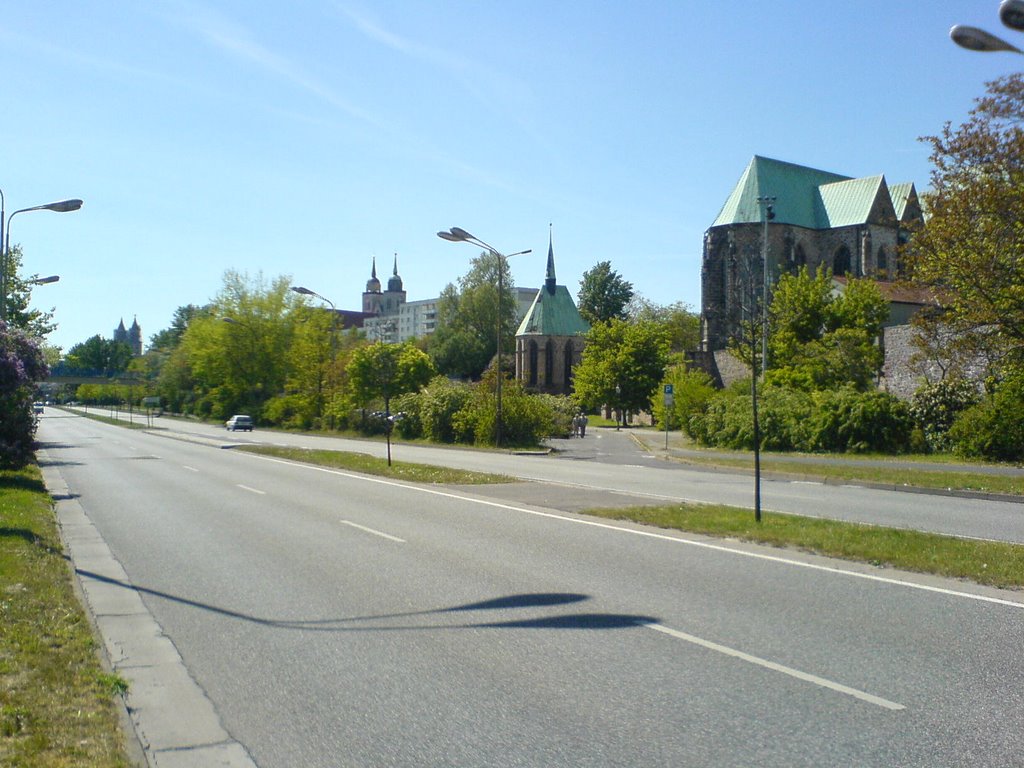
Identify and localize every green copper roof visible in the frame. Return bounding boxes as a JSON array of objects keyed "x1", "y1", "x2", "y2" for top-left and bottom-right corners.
[
  {"x1": 516, "y1": 284, "x2": 591, "y2": 336},
  {"x1": 516, "y1": 236, "x2": 590, "y2": 337},
  {"x1": 712, "y1": 156, "x2": 916, "y2": 230}
]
